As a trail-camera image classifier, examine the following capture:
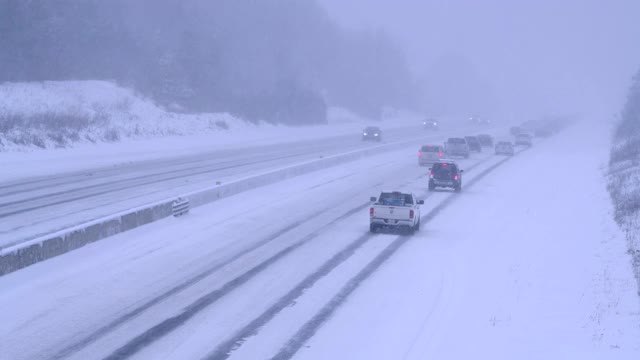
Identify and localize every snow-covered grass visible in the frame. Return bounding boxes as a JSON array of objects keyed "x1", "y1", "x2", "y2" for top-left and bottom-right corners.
[
  {"x1": 608, "y1": 133, "x2": 640, "y2": 291},
  {"x1": 0, "y1": 81, "x2": 247, "y2": 151}
]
